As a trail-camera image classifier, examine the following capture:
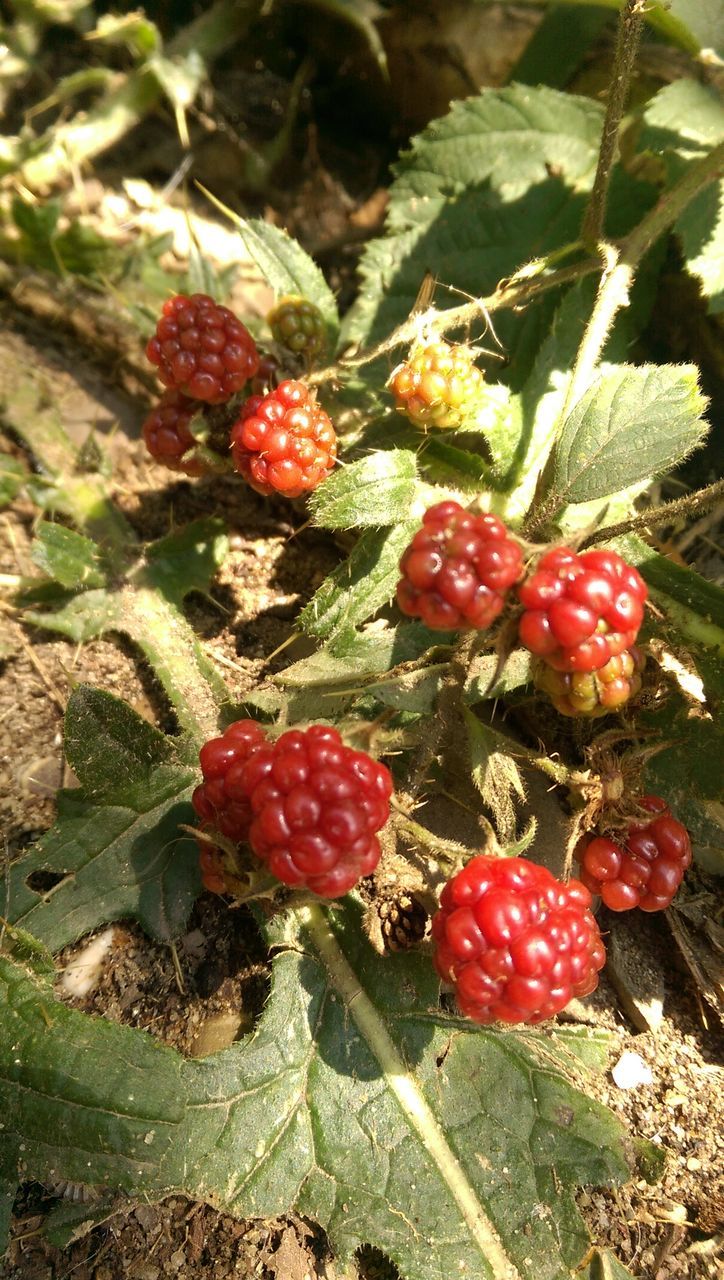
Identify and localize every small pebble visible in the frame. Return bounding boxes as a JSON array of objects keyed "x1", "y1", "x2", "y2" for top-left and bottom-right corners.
[{"x1": 612, "y1": 1050, "x2": 654, "y2": 1090}]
